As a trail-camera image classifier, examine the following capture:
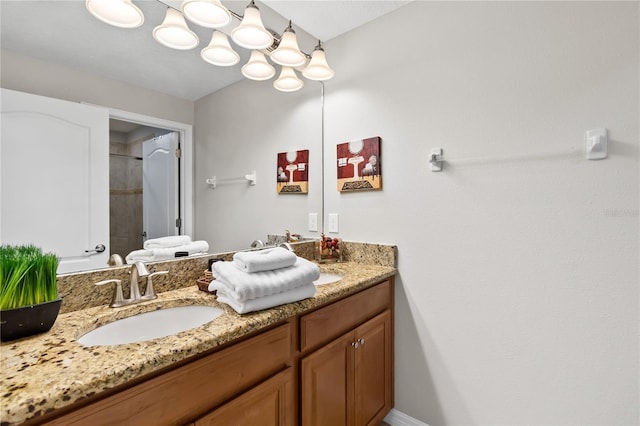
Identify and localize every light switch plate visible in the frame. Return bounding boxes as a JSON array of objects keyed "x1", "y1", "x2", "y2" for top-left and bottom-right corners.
[
  {"x1": 308, "y1": 213, "x2": 318, "y2": 232},
  {"x1": 328, "y1": 213, "x2": 339, "y2": 233}
]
